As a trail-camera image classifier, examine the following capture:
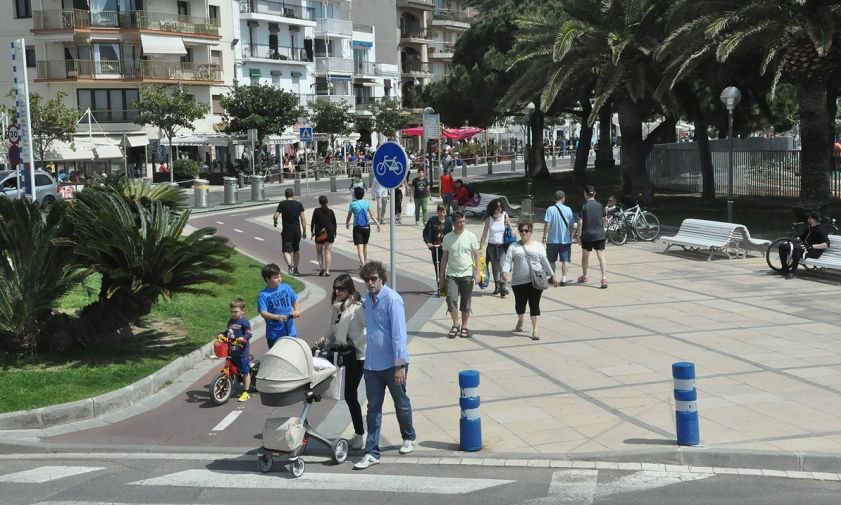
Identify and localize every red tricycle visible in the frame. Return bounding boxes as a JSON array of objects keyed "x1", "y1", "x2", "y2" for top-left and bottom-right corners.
[{"x1": 209, "y1": 334, "x2": 260, "y2": 405}]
